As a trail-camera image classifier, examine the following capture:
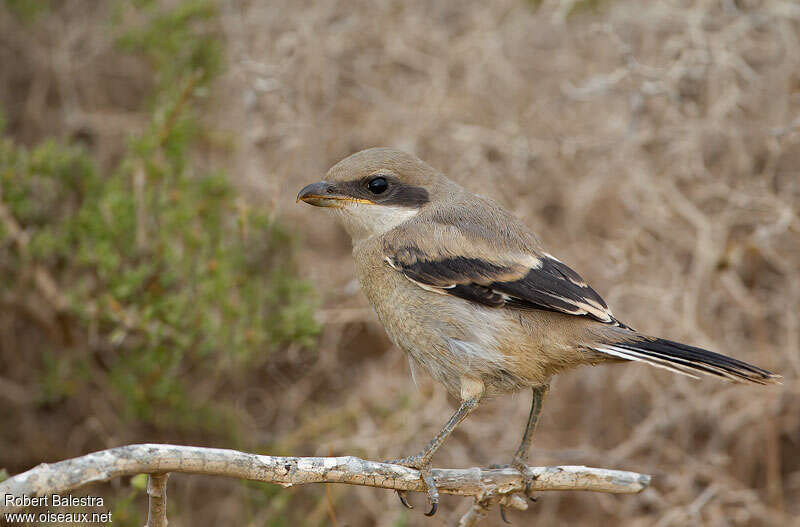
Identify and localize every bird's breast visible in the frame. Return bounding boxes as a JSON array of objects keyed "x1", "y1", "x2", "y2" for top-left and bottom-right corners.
[{"x1": 352, "y1": 240, "x2": 540, "y2": 395}]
